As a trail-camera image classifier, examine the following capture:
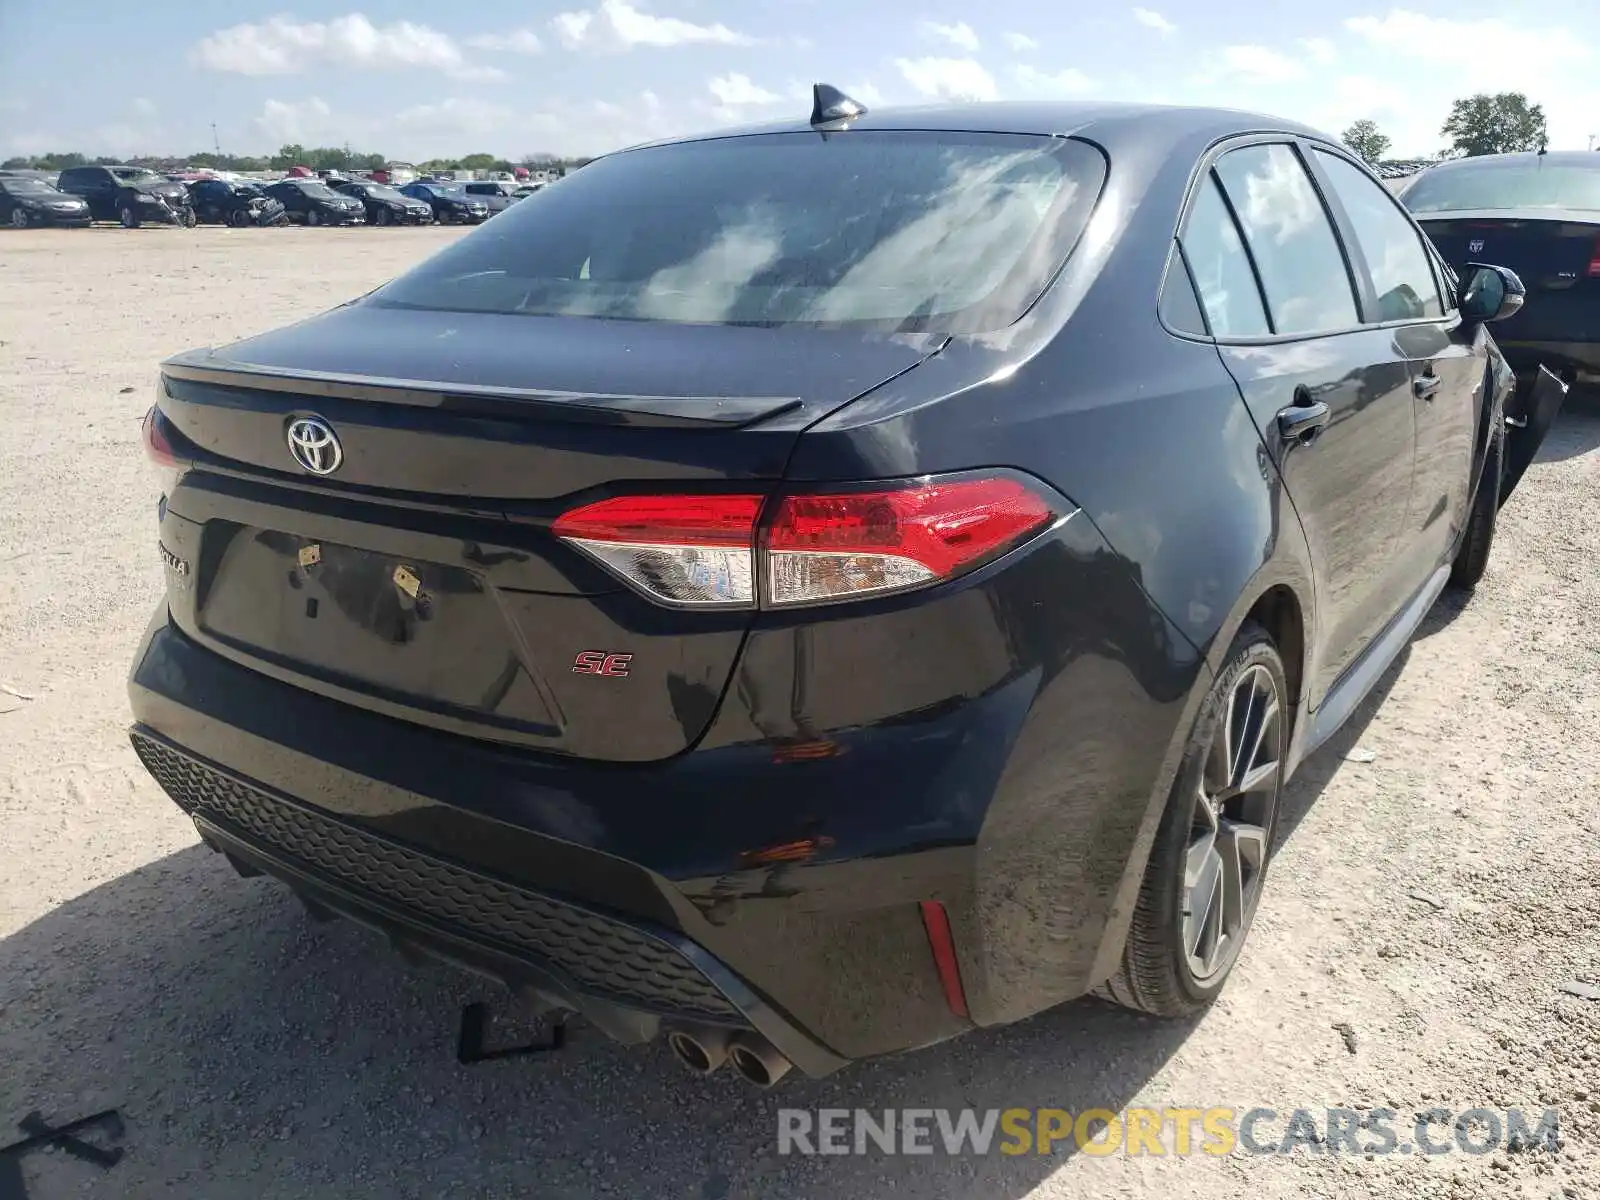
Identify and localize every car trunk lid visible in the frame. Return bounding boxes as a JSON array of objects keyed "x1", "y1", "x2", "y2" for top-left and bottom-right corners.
[
  {"x1": 1418, "y1": 209, "x2": 1600, "y2": 343},
  {"x1": 154, "y1": 302, "x2": 943, "y2": 762}
]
